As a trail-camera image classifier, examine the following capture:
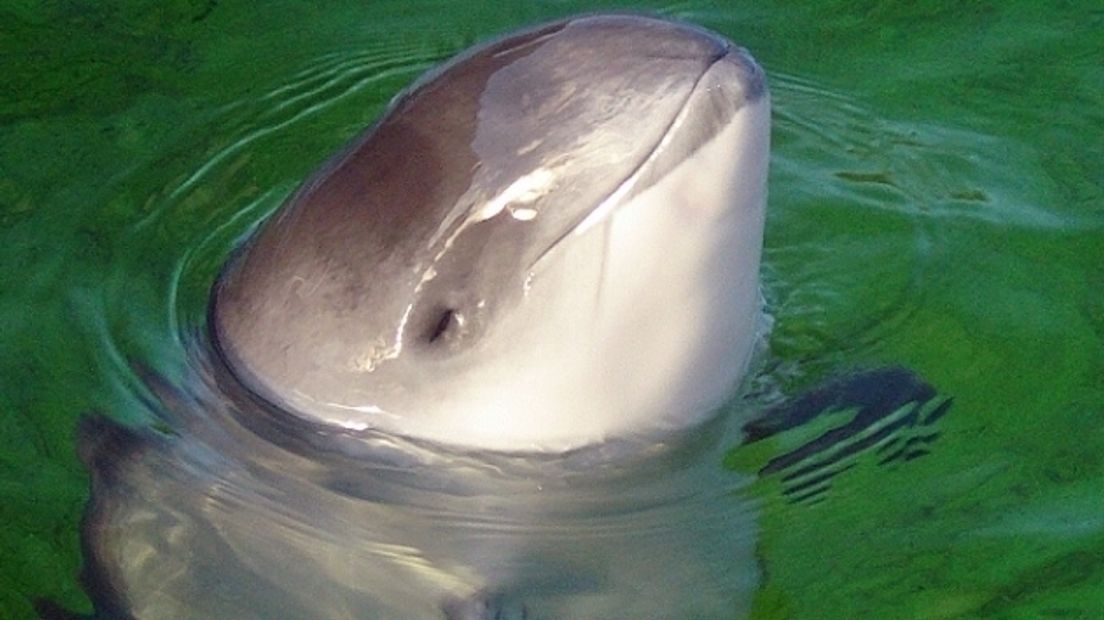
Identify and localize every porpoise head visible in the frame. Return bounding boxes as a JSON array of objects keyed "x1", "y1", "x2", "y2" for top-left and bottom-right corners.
[{"x1": 210, "y1": 14, "x2": 770, "y2": 452}]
